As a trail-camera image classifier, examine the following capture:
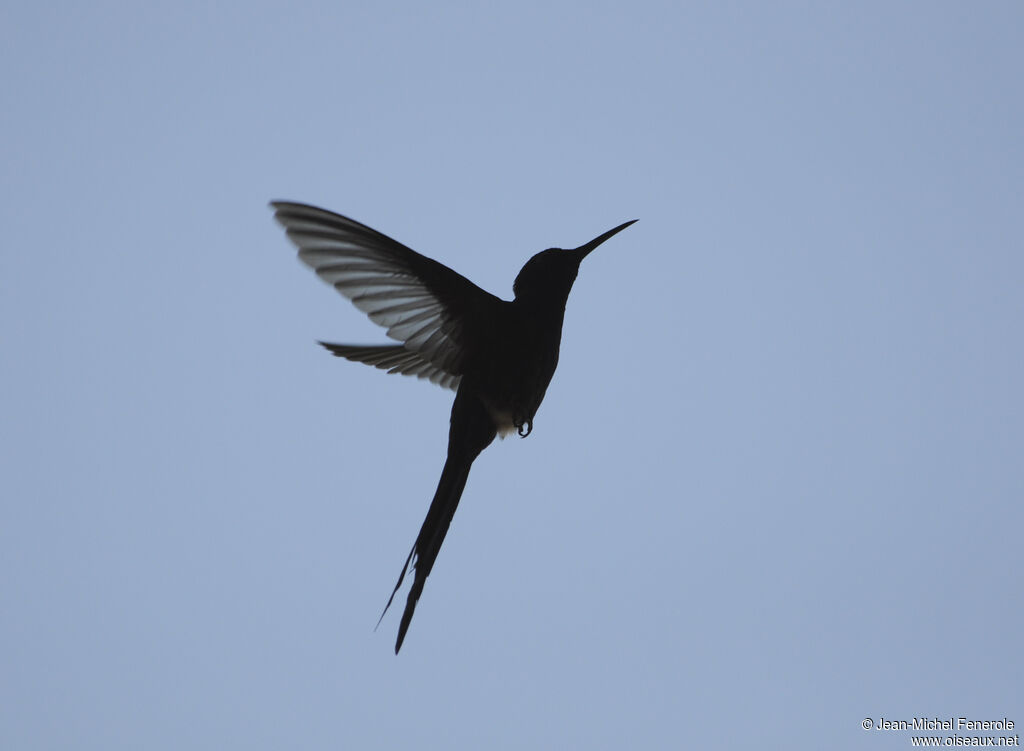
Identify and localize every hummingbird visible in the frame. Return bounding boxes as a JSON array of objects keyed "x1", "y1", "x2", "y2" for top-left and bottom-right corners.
[{"x1": 271, "y1": 201, "x2": 636, "y2": 652}]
